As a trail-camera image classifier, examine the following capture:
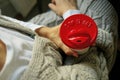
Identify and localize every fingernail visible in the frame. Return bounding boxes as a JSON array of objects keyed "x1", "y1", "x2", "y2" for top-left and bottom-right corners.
[{"x1": 73, "y1": 52, "x2": 79, "y2": 57}]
